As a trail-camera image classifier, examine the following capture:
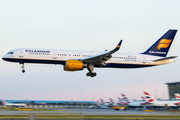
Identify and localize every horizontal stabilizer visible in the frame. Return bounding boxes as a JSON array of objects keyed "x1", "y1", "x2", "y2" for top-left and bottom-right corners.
[{"x1": 153, "y1": 56, "x2": 177, "y2": 62}]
